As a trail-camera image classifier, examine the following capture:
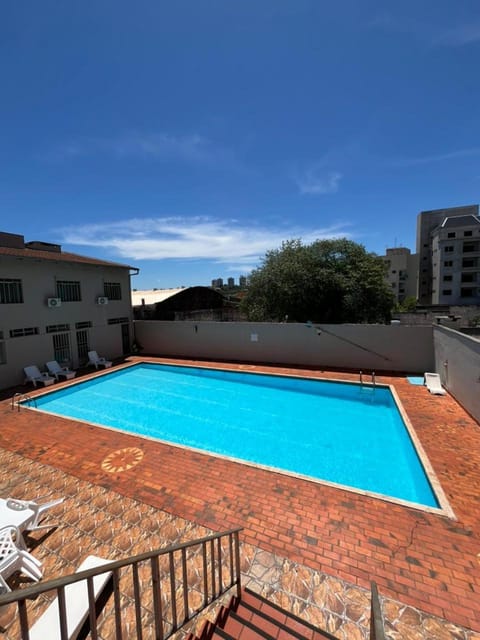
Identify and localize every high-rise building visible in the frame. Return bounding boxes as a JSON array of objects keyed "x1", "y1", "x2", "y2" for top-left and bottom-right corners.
[
  {"x1": 416, "y1": 205, "x2": 480, "y2": 305},
  {"x1": 381, "y1": 248, "x2": 419, "y2": 303}
]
